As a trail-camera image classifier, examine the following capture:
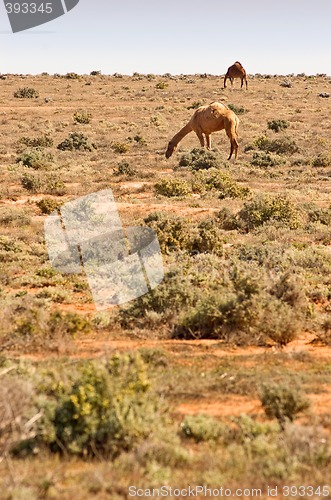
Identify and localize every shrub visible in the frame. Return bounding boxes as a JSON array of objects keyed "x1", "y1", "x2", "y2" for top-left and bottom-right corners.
[
  {"x1": 143, "y1": 212, "x2": 191, "y2": 254},
  {"x1": 111, "y1": 142, "x2": 130, "y2": 154},
  {"x1": 16, "y1": 149, "x2": 54, "y2": 170},
  {"x1": 13, "y1": 87, "x2": 39, "y2": 99},
  {"x1": 189, "y1": 219, "x2": 226, "y2": 256},
  {"x1": 179, "y1": 148, "x2": 225, "y2": 170},
  {"x1": 260, "y1": 383, "x2": 310, "y2": 426},
  {"x1": 36, "y1": 198, "x2": 61, "y2": 215},
  {"x1": 155, "y1": 178, "x2": 191, "y2": 197},
  {"x1": 192, "y1": 168, "x2": 250, "y2": 199},
  {"x1": 304, "y1": 203, "x2": 331, "y2": 225},
  {"x1": 267, "y1": 120, "x2": 289, "y2": 132},
  {"x1": 311, "y1": 152, "x2": 331, "y2": 167},
  {"x1": 246, "y1": 135, "x2": 298, "y2": 155},
  {"x1": 65, "y1": 72, "x2": 80, "y2": 79},
  {"x1": 35, "y1": 354, "x2": 166, "y2": 457},
  {"x1": 155, "y1": 82, "x2": 169, "y2": 90},
  {"x1": 280, "y1": 79, "x2": 292, "y2": 88},
  {"x1": 113, "y1": 161, "x2": 137, "y2": 177},
  {"x1": 187, "y1": 101, "x2": 203, "y2": 110},
  {"x1": 73, "y1": 110, "x2": 92, "y2": 124},
  {"x1": 251, "y1": 151, "x2": 284, "y2": 168},
  {"x1": 90, "y1": 70, "x2": 101, "y2": 76},
  {"x1": 21, "y1": 172, "x2": 43, "y2": 192},
  {"x1": 227, "y1": 103, "x2": 246, "y2": 115},
  {"x1": 57, "y1": 132, "x2": 96, "y2": 151},
  {"x1": 19, "y1": 134, "x2": 53, "y2": 148},
  {"x1": 238, "y1": 194, "x2": 302, "y2": 231},
  {"x1": 180, "y1": 414, "x2": 226, "y2": 442}
]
